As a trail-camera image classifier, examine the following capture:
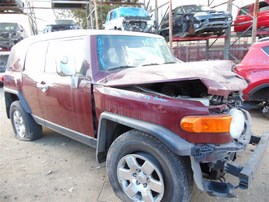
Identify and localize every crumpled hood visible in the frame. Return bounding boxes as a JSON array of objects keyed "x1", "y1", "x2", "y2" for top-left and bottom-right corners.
[{"x1": 101, "y1": 60, "x2": 247, "y2": 97}]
